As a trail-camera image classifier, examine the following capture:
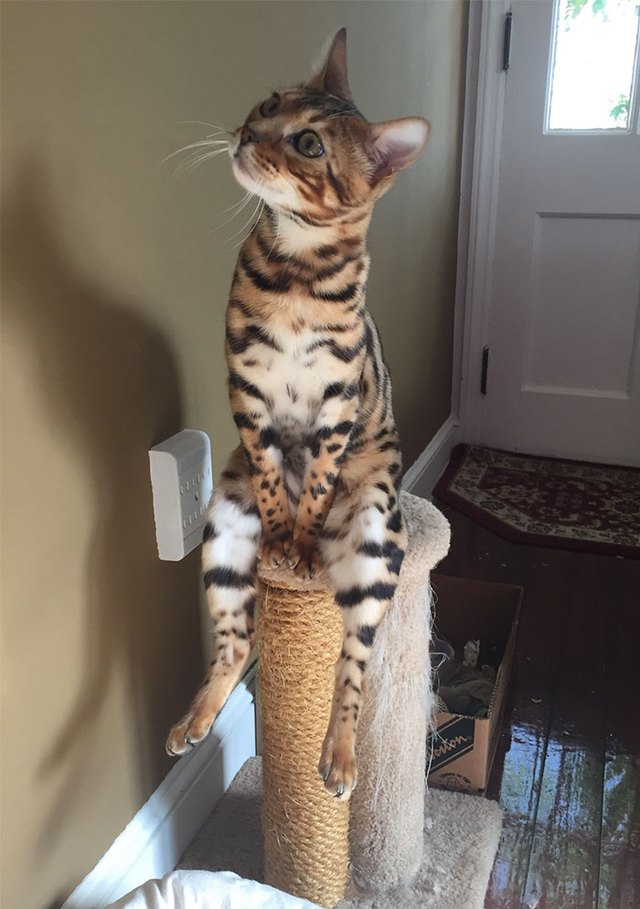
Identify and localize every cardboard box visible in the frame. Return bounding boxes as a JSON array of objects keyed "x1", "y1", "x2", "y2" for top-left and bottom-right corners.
[{"x1": 426, "y1": 574, "x2": 522, "y2": 793}]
